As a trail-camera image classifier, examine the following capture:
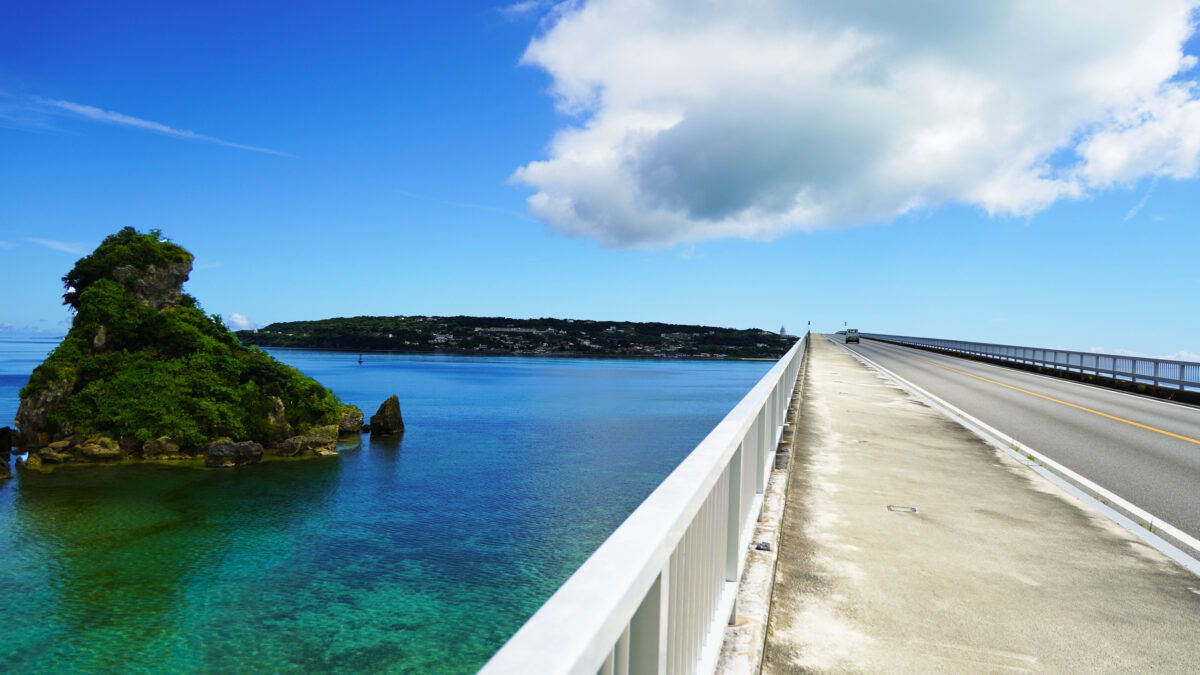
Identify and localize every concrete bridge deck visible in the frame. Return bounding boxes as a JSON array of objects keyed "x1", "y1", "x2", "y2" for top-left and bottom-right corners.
[{"x1": 760, "y1": 335, "x2": 1200, "y2": 673}]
